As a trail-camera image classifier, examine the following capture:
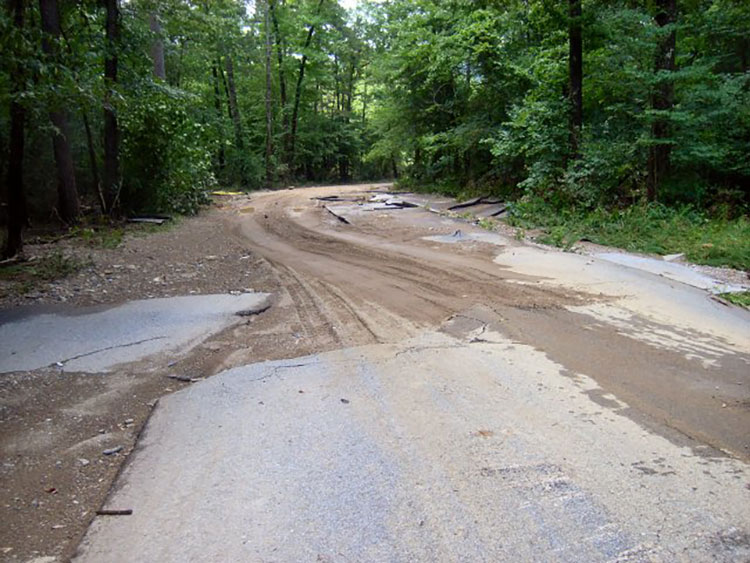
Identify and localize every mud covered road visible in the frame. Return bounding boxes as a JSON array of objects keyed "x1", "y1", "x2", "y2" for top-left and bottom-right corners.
[
  {"x1": 2, "y1": 183, "x2": 749, "y2": 561},
  {"x1": 227, "y1": 184, "x2": 750, "y2": 462}
]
